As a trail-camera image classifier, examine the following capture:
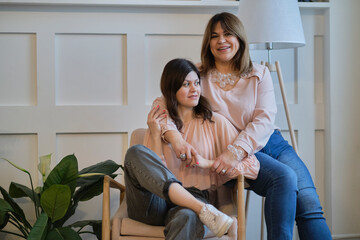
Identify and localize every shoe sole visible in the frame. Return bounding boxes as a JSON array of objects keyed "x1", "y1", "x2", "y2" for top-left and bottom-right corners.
[{"x1": 215, "y1": 217, "x2": 234, "y2": 238}]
